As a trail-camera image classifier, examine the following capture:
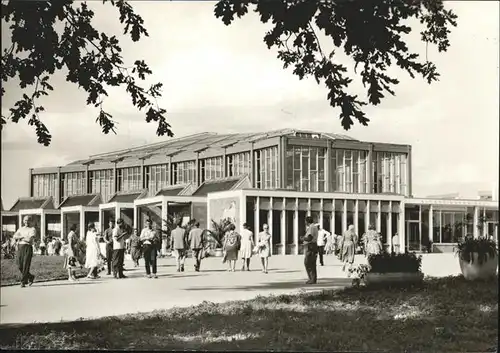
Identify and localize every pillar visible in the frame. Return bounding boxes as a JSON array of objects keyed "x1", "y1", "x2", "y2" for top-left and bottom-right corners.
[
  {"x1": 473, "y1": 206, "x2": 480, "y2": 238},
  {"x1": 342, "y1": 200, "x2": 347, "y2": 233},
  {"x1": 293, "y1": 198, "x2": 299, "y2": 255},
  {"x1": 399, "y1": 203, "x2": 405, "y2": 253},
  {"x1": 161, "y1": 199, "x2": 168, "y2": 233},
  {"x1": 195, "y1": 153, "x2": 200, "y2": 186},
  {"x1": 223, "y1": 149, "x2": 227, "y2": 178},
  {"x1": 140, "y1": 159, "x2": 145, "y2": 189},
  {"x1": 250, "y1": 143, "x2": 255, "y2": 187},
  {"x1": 307, "y1": 198, "x2": 311, "y2": 217},
  {"x1": 377, "y1": 200, "x2": 382, "y2": 233},
  {"x1": 61, "y1": 211, "x2": 65, "y2": 239},
  {"x1": 319, "y1": 199, "x2": 324, "y2": 228},
  {"x1": 28, "y1": 168, "x2": 33, "y2": 197},
  {"x1": 280, "y1": 197, "x2": 286, "y2": 255},
  {"x1": 113, "y1": 163, "x2": 118, "y2": 193},
  {"x1": 326, "y1": 142, "x2": 332, "y2": 192},
  {"x1": 133, "y1": 204, "x2": 138, "y2": 230},
  {"x1": 268, "y1": 197, "x2": 273, "y2": 255},
  {"x1": 407, "y1": 146, "x2": 412, "y2": 197},
  {"x1": 354, "y1": 199, "x2": 359, "y2": 234},
  {"x1": 79, "y1": 211, "x2": 85, "y2": 241},
  {"x1": 388, "y1": 201, "x2": 392, "y2": 250},
  {"x1": 331, "y1": 198, "x2": 335, "y2": 235},
  {"x1": 55, "y1": 167, "x2": 61, "y2": 208},
  {"x1": 99, "y1": 208, "x2": 103, "y2": 235},
  {"x1": 418, "y1": 205, "x2": 422, "y2": 252},
  {"x1": 254, "y1": 196, "x2": 260, "y2": 244},
  {"x1": 279, "y1": 137, "x2": 286, "y2": 189},
  {"x1": 84, "y1": 165, "x2": 90, "y2": 194},
  {"x1": 40, "y1": 212, "x2": 46, "y2": 242},
  {"x1": 367, "y1": 144, "x2": 373, "y2": 193},
  {"x1": 429, "y1": 205, "x2": 434, "y2": 247}
]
